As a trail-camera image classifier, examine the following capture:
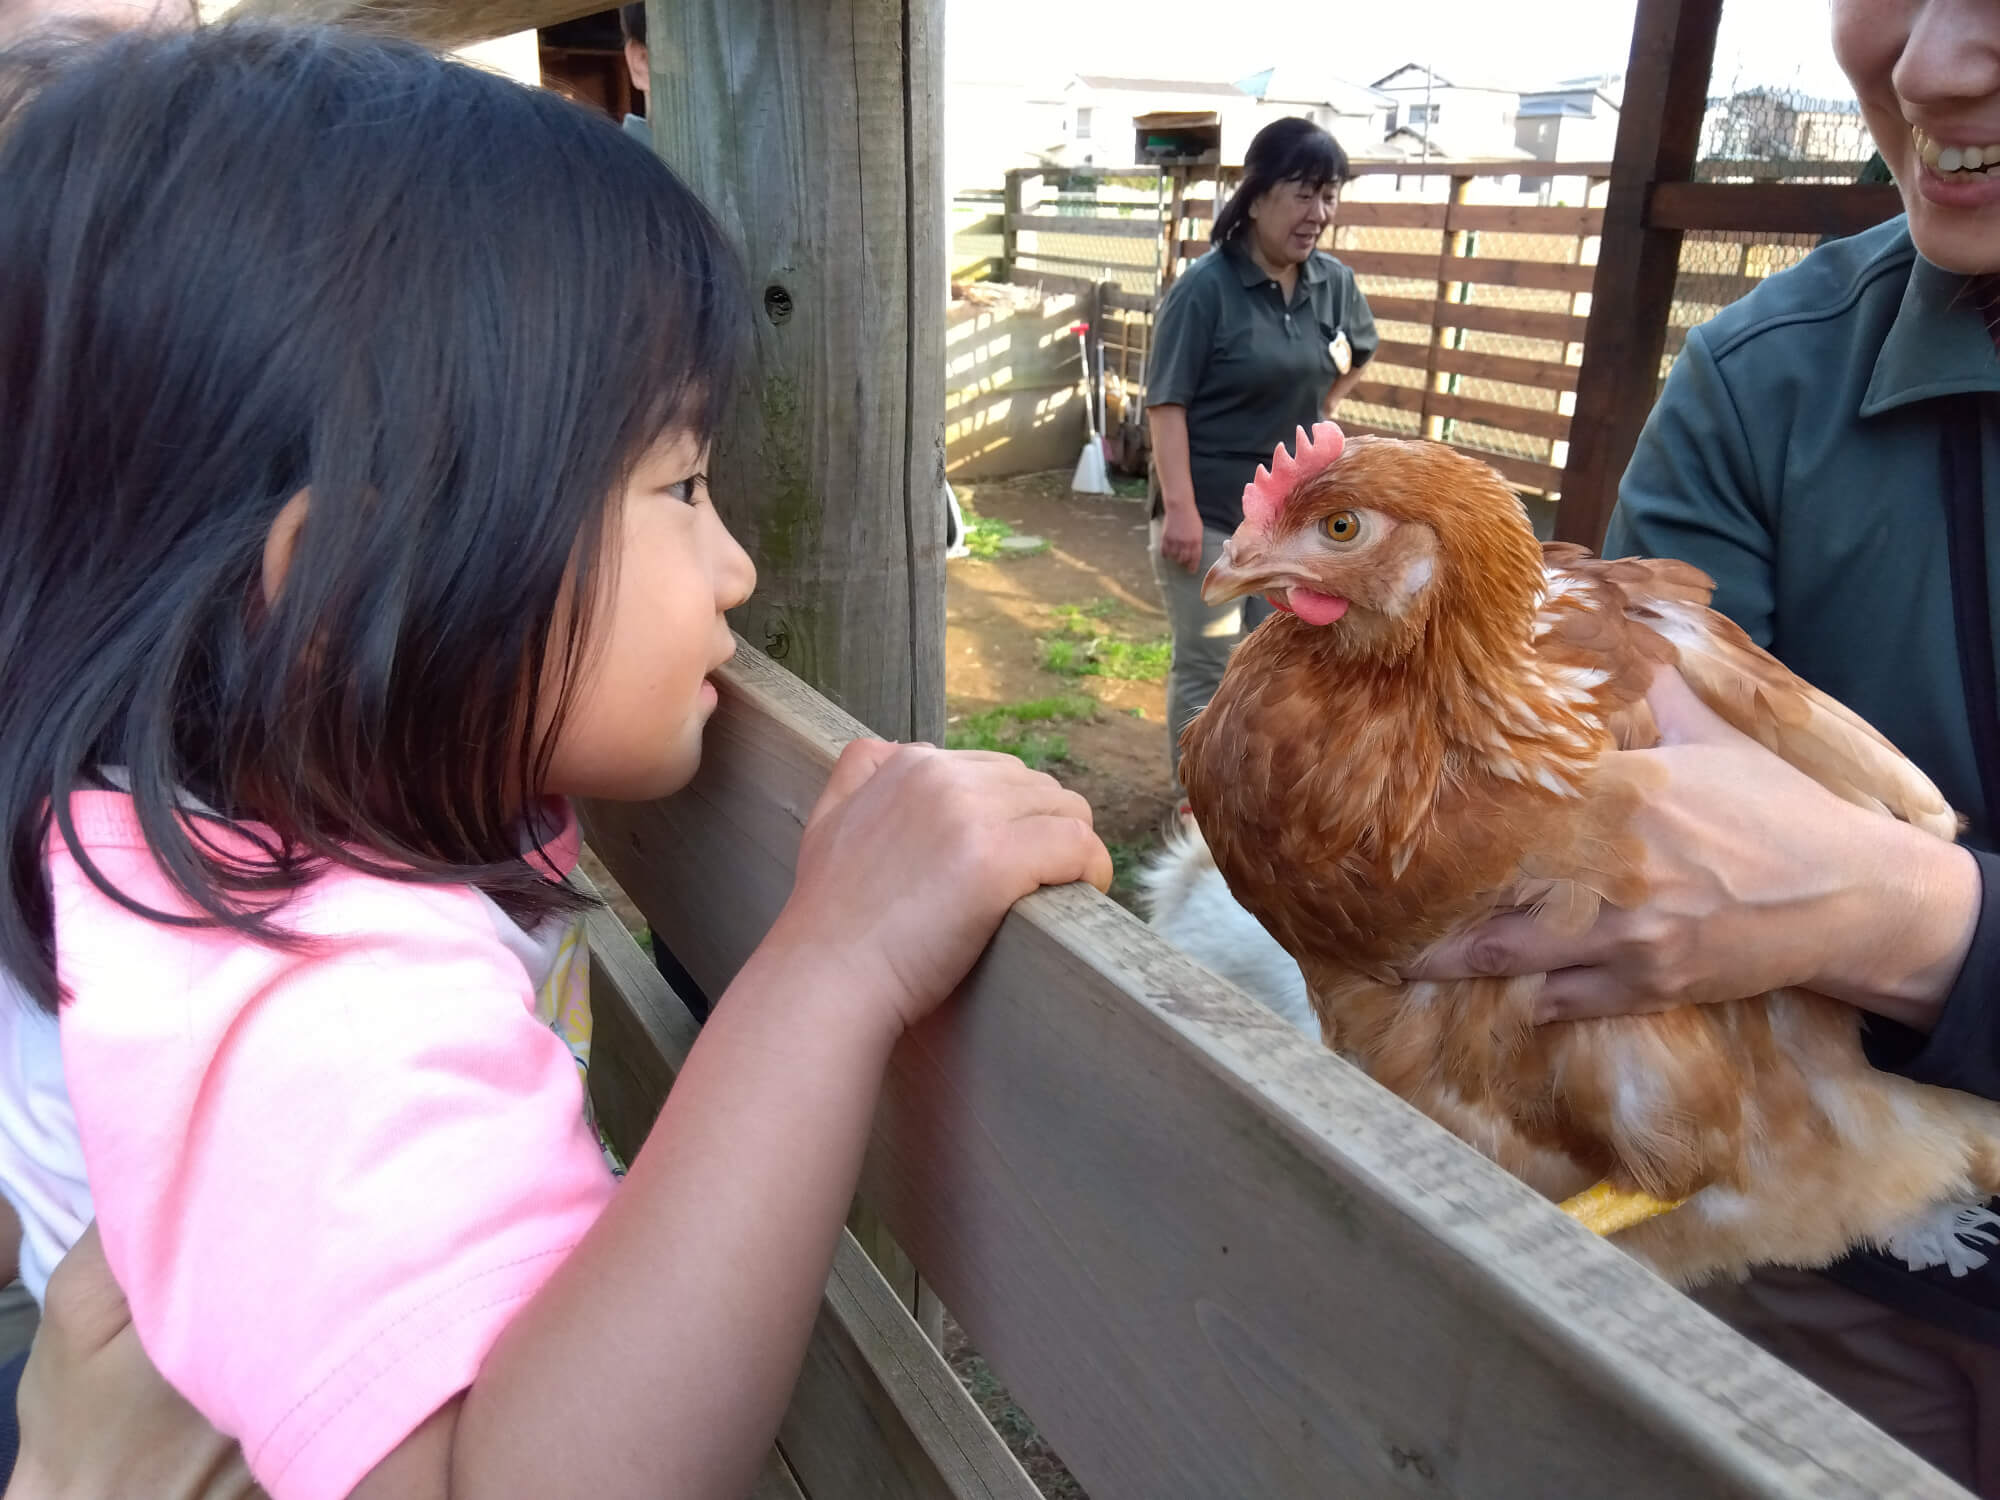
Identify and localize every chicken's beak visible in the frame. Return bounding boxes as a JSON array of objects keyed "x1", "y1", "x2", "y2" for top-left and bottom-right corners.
[{"x1": 1200, "y1": 535, "x2": 1267, "y2": 606}]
